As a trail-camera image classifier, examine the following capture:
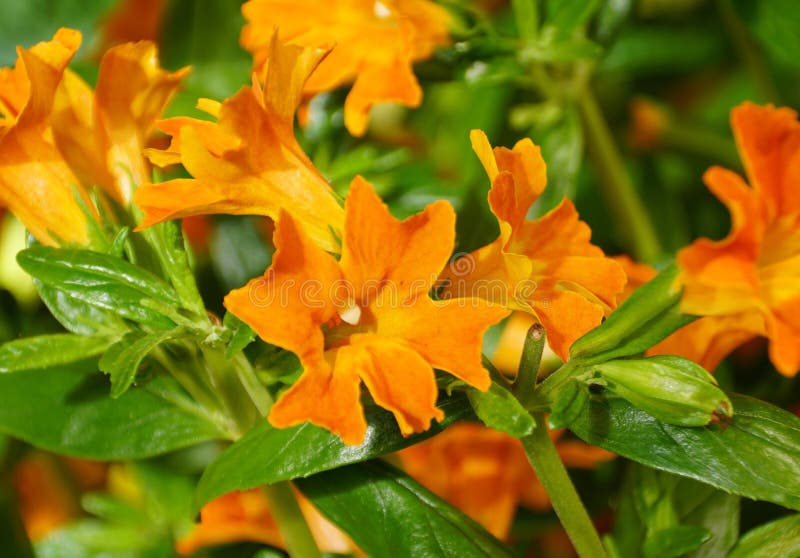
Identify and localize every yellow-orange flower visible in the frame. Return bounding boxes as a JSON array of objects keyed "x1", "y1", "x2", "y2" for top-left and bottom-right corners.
[
  {"x1": 176, "y1": 489, "x2": 352, "y2": 555},
  {"x1": 677, "y1": 102, "x2": 800, "y2": 377},
  {"x1": 0, "y1": 28, "x2": 185, "y2": 246},
  {"x1": 52, "y1": 39, "x2": 188, "y2": 204},
  {"x1": 240, "y1": 0, "x2": 451, "y2": 136},
  {"x1": 225, "y1": 178, "x2": 509, "y2": 444},
  {"x1": 0, "y1": 29, "x2": 88, "y2": 246},
  {"x1": 135, "y1": 36, "x2": 344, "y2": 253},
  {"x1": 440, "y1": 130, "x2": 626, "y2": 361},
  {"x1": 398, "y1": 422, "x2": 614, "y2": 540}
]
